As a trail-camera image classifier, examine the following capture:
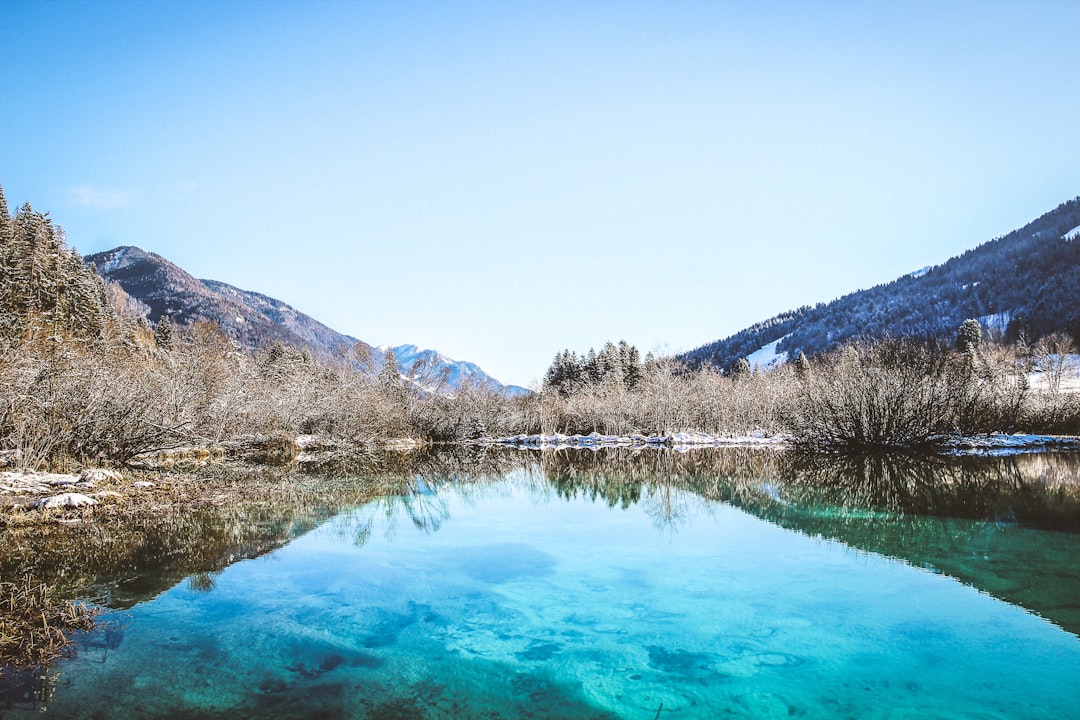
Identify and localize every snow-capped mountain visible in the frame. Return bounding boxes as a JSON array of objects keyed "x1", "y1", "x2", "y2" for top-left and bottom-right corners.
[
  {"x1": 86, "y1": 246, "x2": 526, "y2": 395},
  {"x1": 373, "y1": 344, "x2": 530, "y2": 397}
]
